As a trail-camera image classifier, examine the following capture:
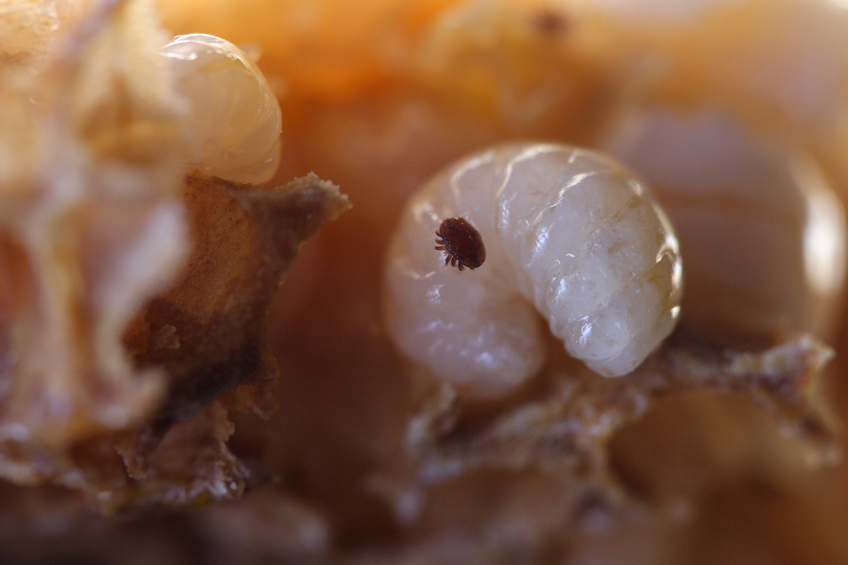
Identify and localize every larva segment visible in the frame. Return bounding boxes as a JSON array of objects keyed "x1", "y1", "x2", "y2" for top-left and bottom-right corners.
[
  {"x1": 160, "y1": 34, "x2": 282, "y2": 184},
  {"x1": 383, "y1": 143, "x2": 683, "y2": 398},
  {"x1": 604, "y1": 109, "x2": 847, "y2": 344}
]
